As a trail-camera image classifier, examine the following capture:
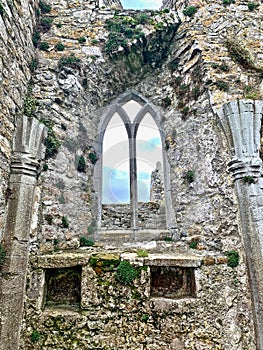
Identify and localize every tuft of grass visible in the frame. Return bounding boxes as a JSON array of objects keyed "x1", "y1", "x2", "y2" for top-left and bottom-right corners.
[{"x1": 189, "y1": 241, "x2": 198, "y2": 249}]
